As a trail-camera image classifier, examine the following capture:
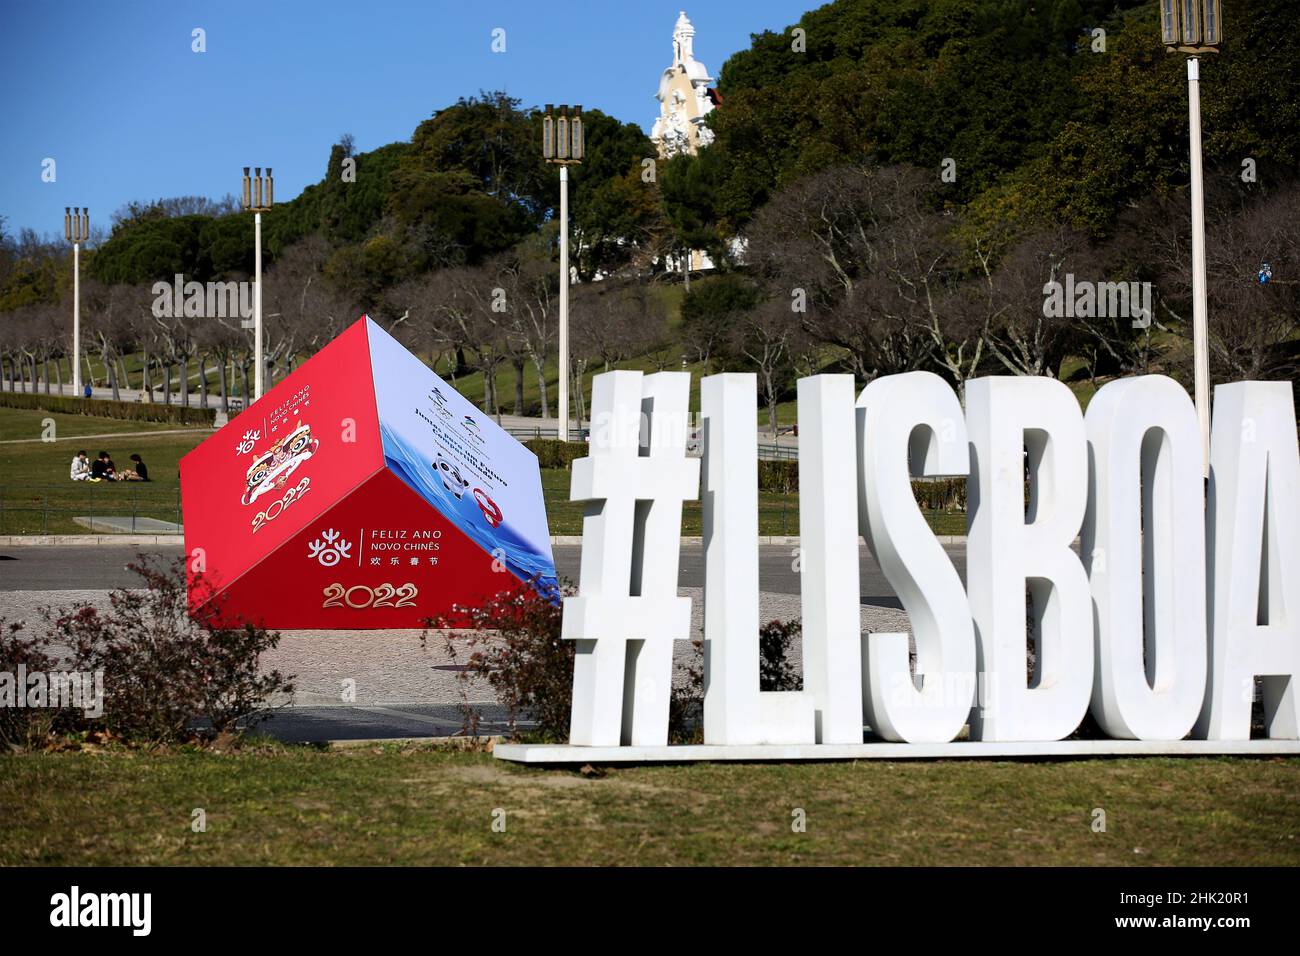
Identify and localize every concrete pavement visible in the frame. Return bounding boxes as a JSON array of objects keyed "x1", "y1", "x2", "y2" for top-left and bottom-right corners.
[{"x1": 246, "y1": 704, "x2": 526, "y2": 742}]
